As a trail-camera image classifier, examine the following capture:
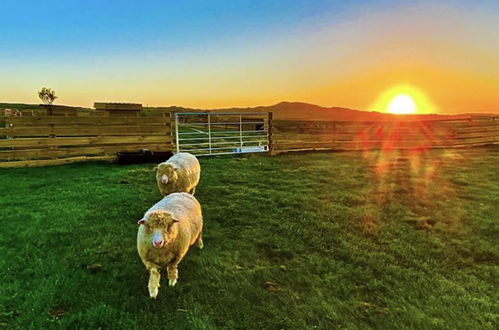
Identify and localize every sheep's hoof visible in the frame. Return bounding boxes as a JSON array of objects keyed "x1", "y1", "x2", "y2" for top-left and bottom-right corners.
[
  {"x1": 169, "y1": 278, "x2": 177, "y2": 287},
  {"x1": 149, "y1": 288, "x2": 159, "y2": 299}
]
